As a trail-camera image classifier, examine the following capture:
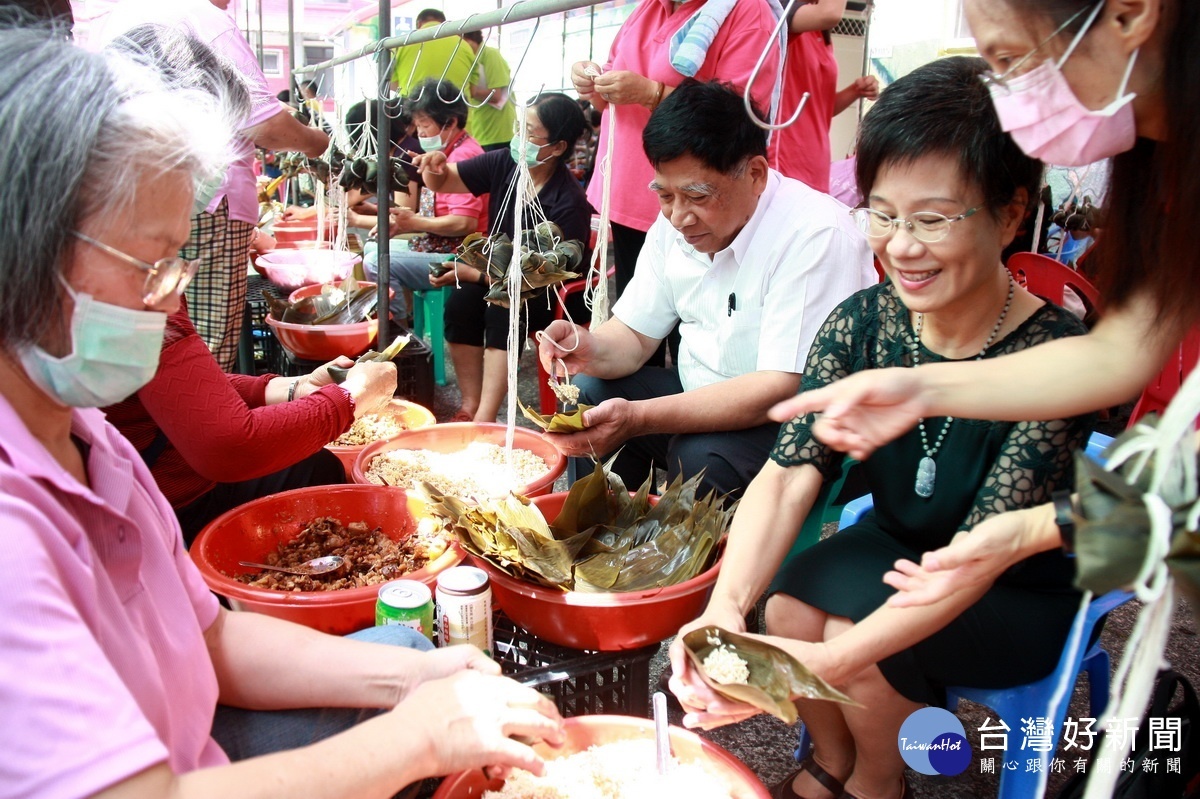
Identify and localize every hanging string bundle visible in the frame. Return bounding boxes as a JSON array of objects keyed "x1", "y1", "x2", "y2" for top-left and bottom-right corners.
[{"x1": 584, "y1": 65, "x2": 614, "y2": 328}]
